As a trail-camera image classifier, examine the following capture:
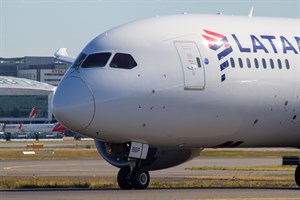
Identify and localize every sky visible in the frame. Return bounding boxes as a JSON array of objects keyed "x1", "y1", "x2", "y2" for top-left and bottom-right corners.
[{"x1": 0, "y1": 0, "x2": 299, "y2": 58}]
